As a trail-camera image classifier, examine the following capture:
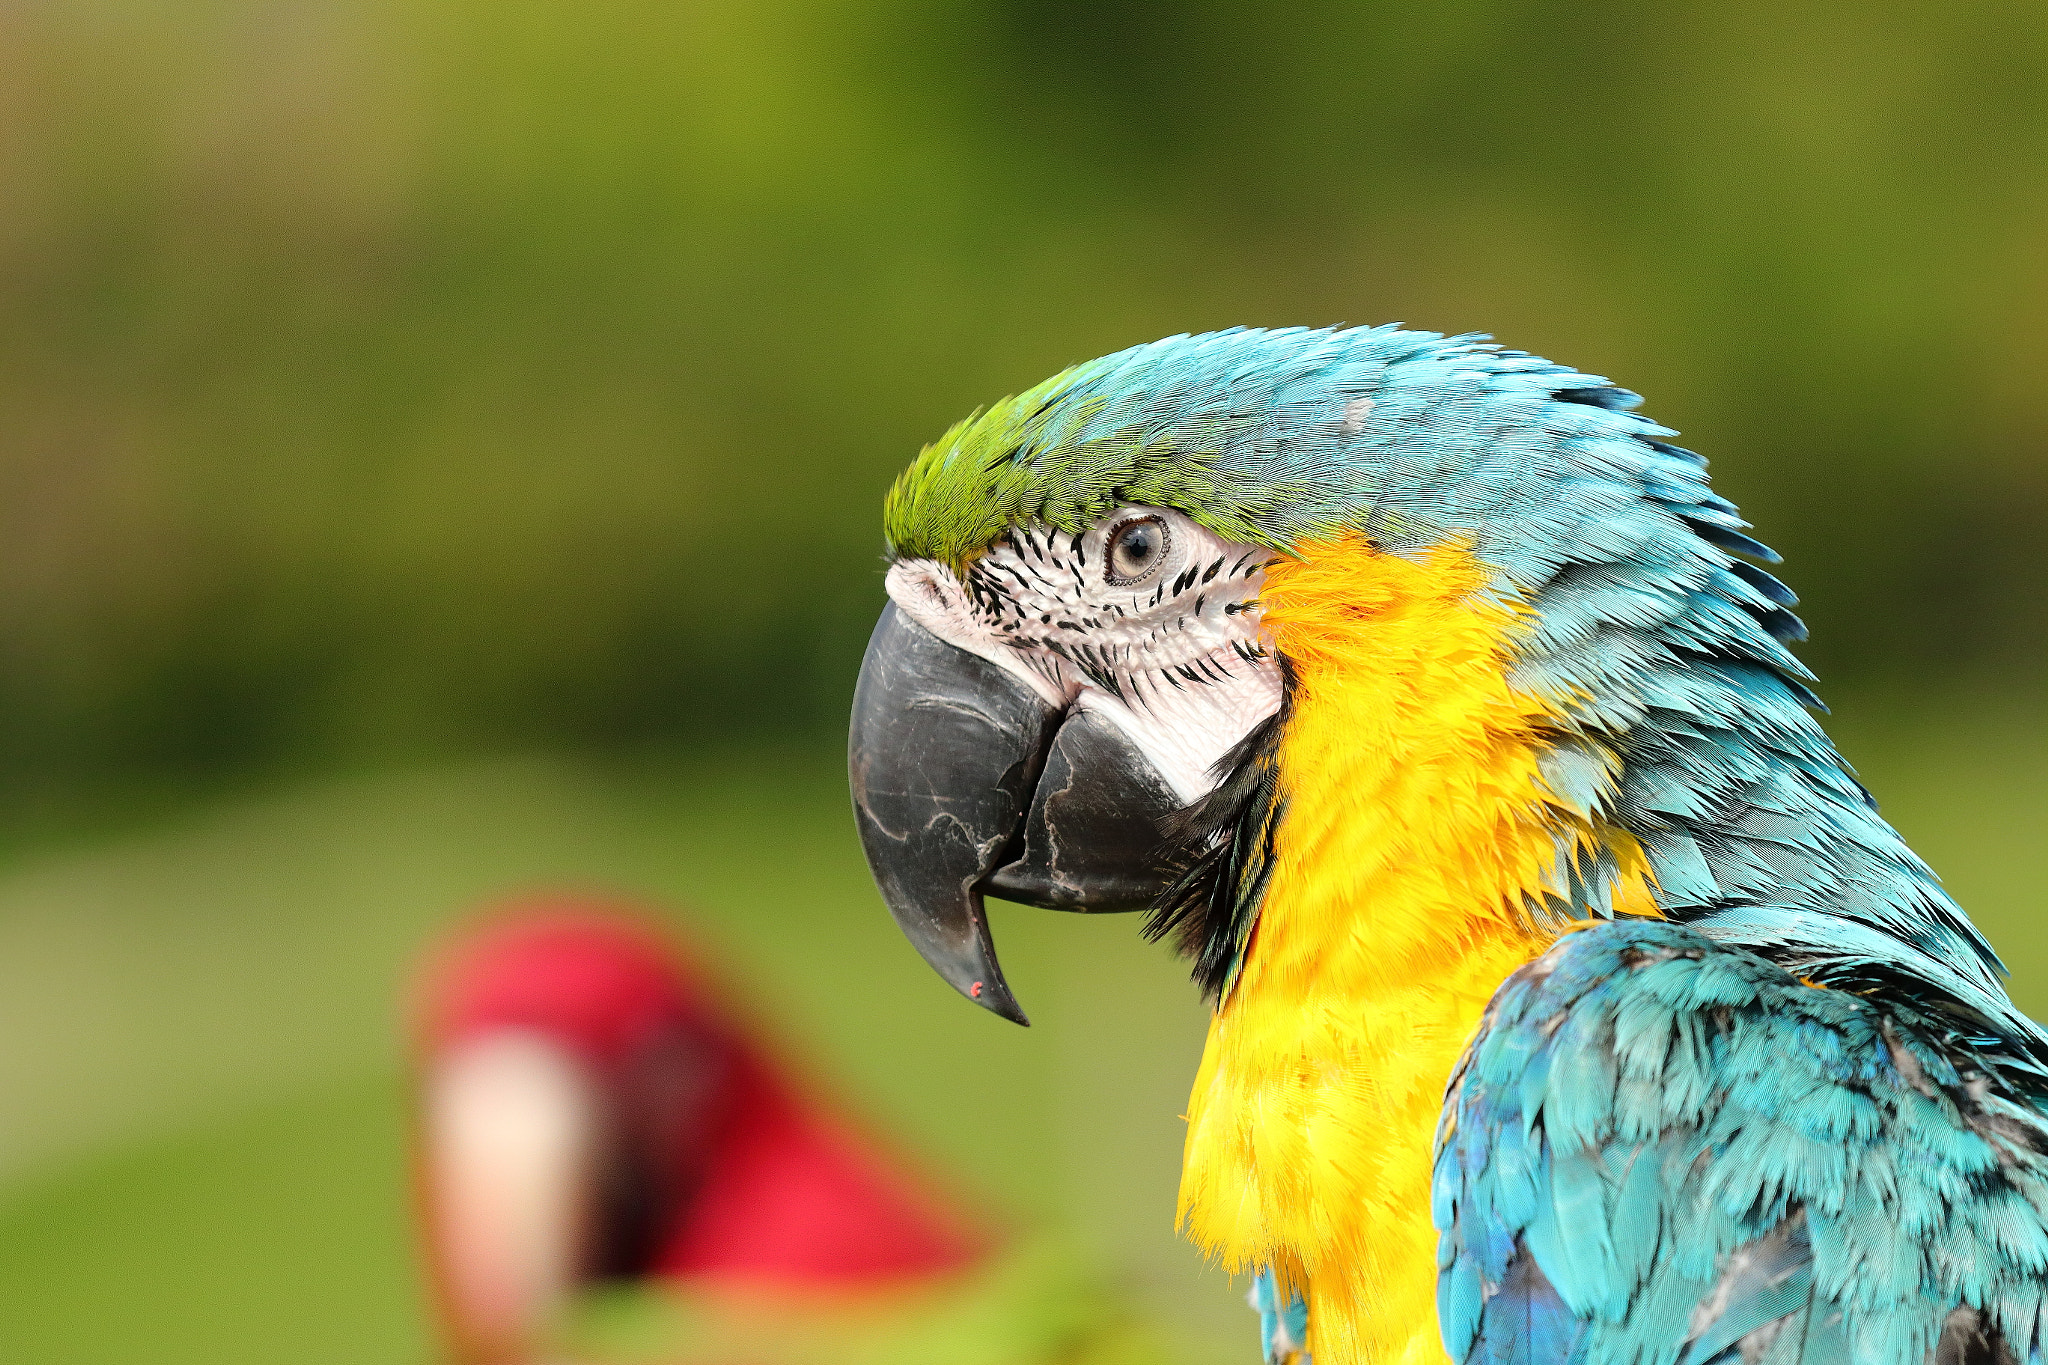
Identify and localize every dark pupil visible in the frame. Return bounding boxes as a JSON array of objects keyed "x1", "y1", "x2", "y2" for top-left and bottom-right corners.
[{"x1": 1117, "y1": 524, "x2": 1157, "y2": 570}]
